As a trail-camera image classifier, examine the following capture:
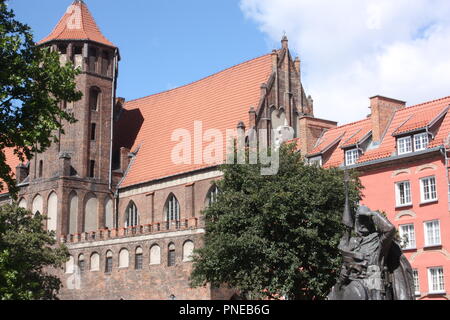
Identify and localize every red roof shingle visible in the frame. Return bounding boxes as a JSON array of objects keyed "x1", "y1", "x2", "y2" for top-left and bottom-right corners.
[
  {"x1": 38, "y1": 0, "x2": 115, "y2": 47},
  {"x1": 118, "y1": 54, "x2": 273, "y2": 188}
]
